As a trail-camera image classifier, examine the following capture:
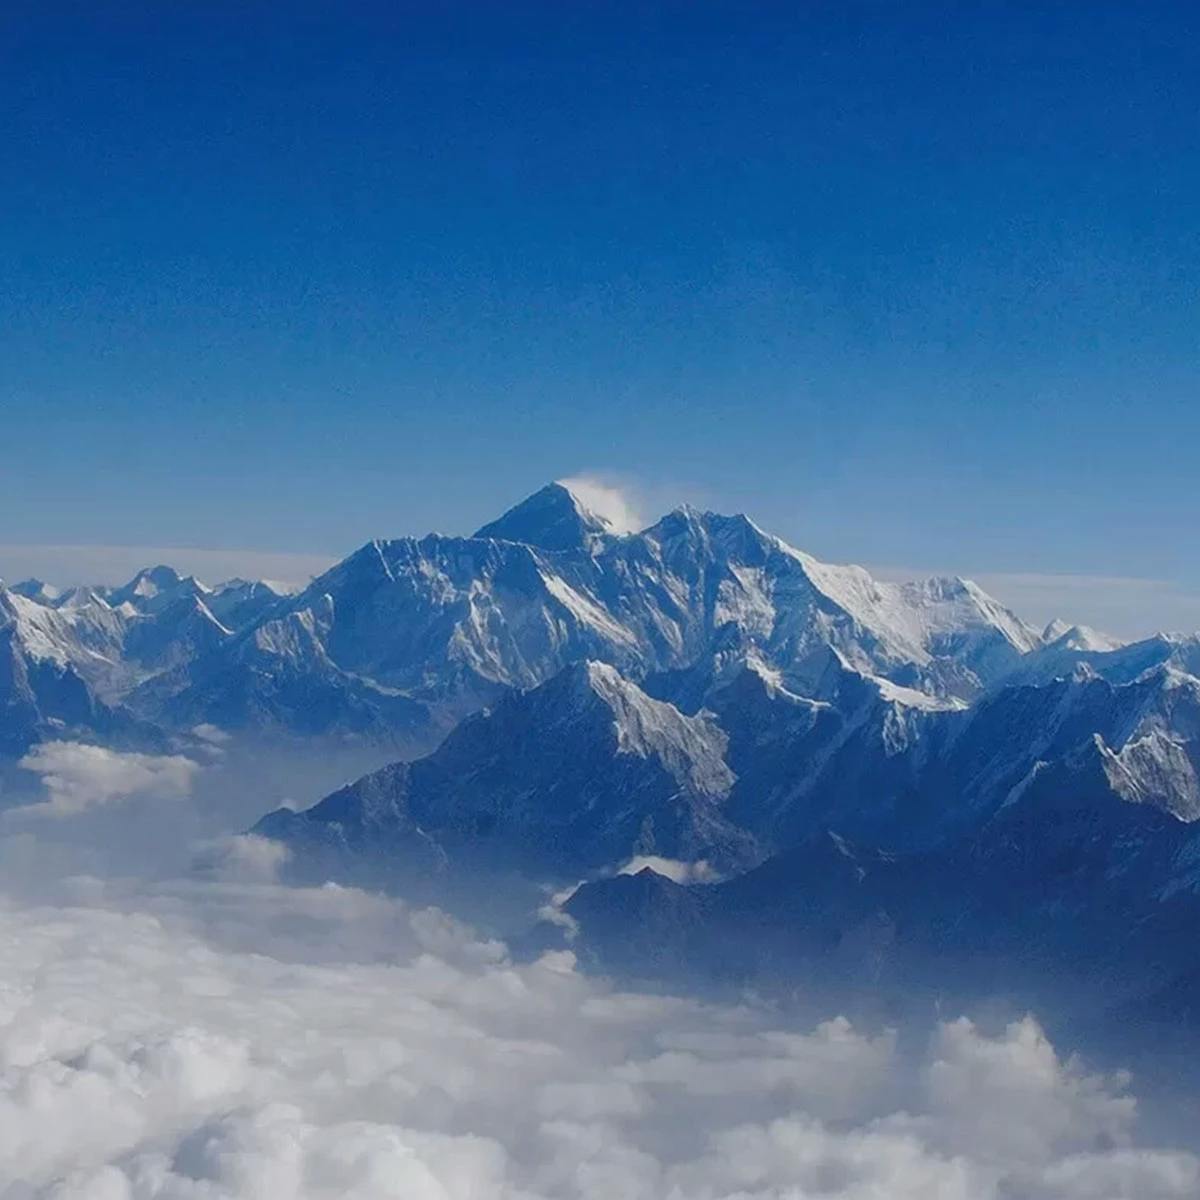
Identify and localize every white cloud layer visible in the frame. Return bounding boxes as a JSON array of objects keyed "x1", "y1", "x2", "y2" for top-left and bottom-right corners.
[
  {"x1": 0, "y1": 741, "x2": 1196, "y2": 1199},
  {"x1": 0, "y1": 874, "x2": 1195, "y2": 1200}
]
